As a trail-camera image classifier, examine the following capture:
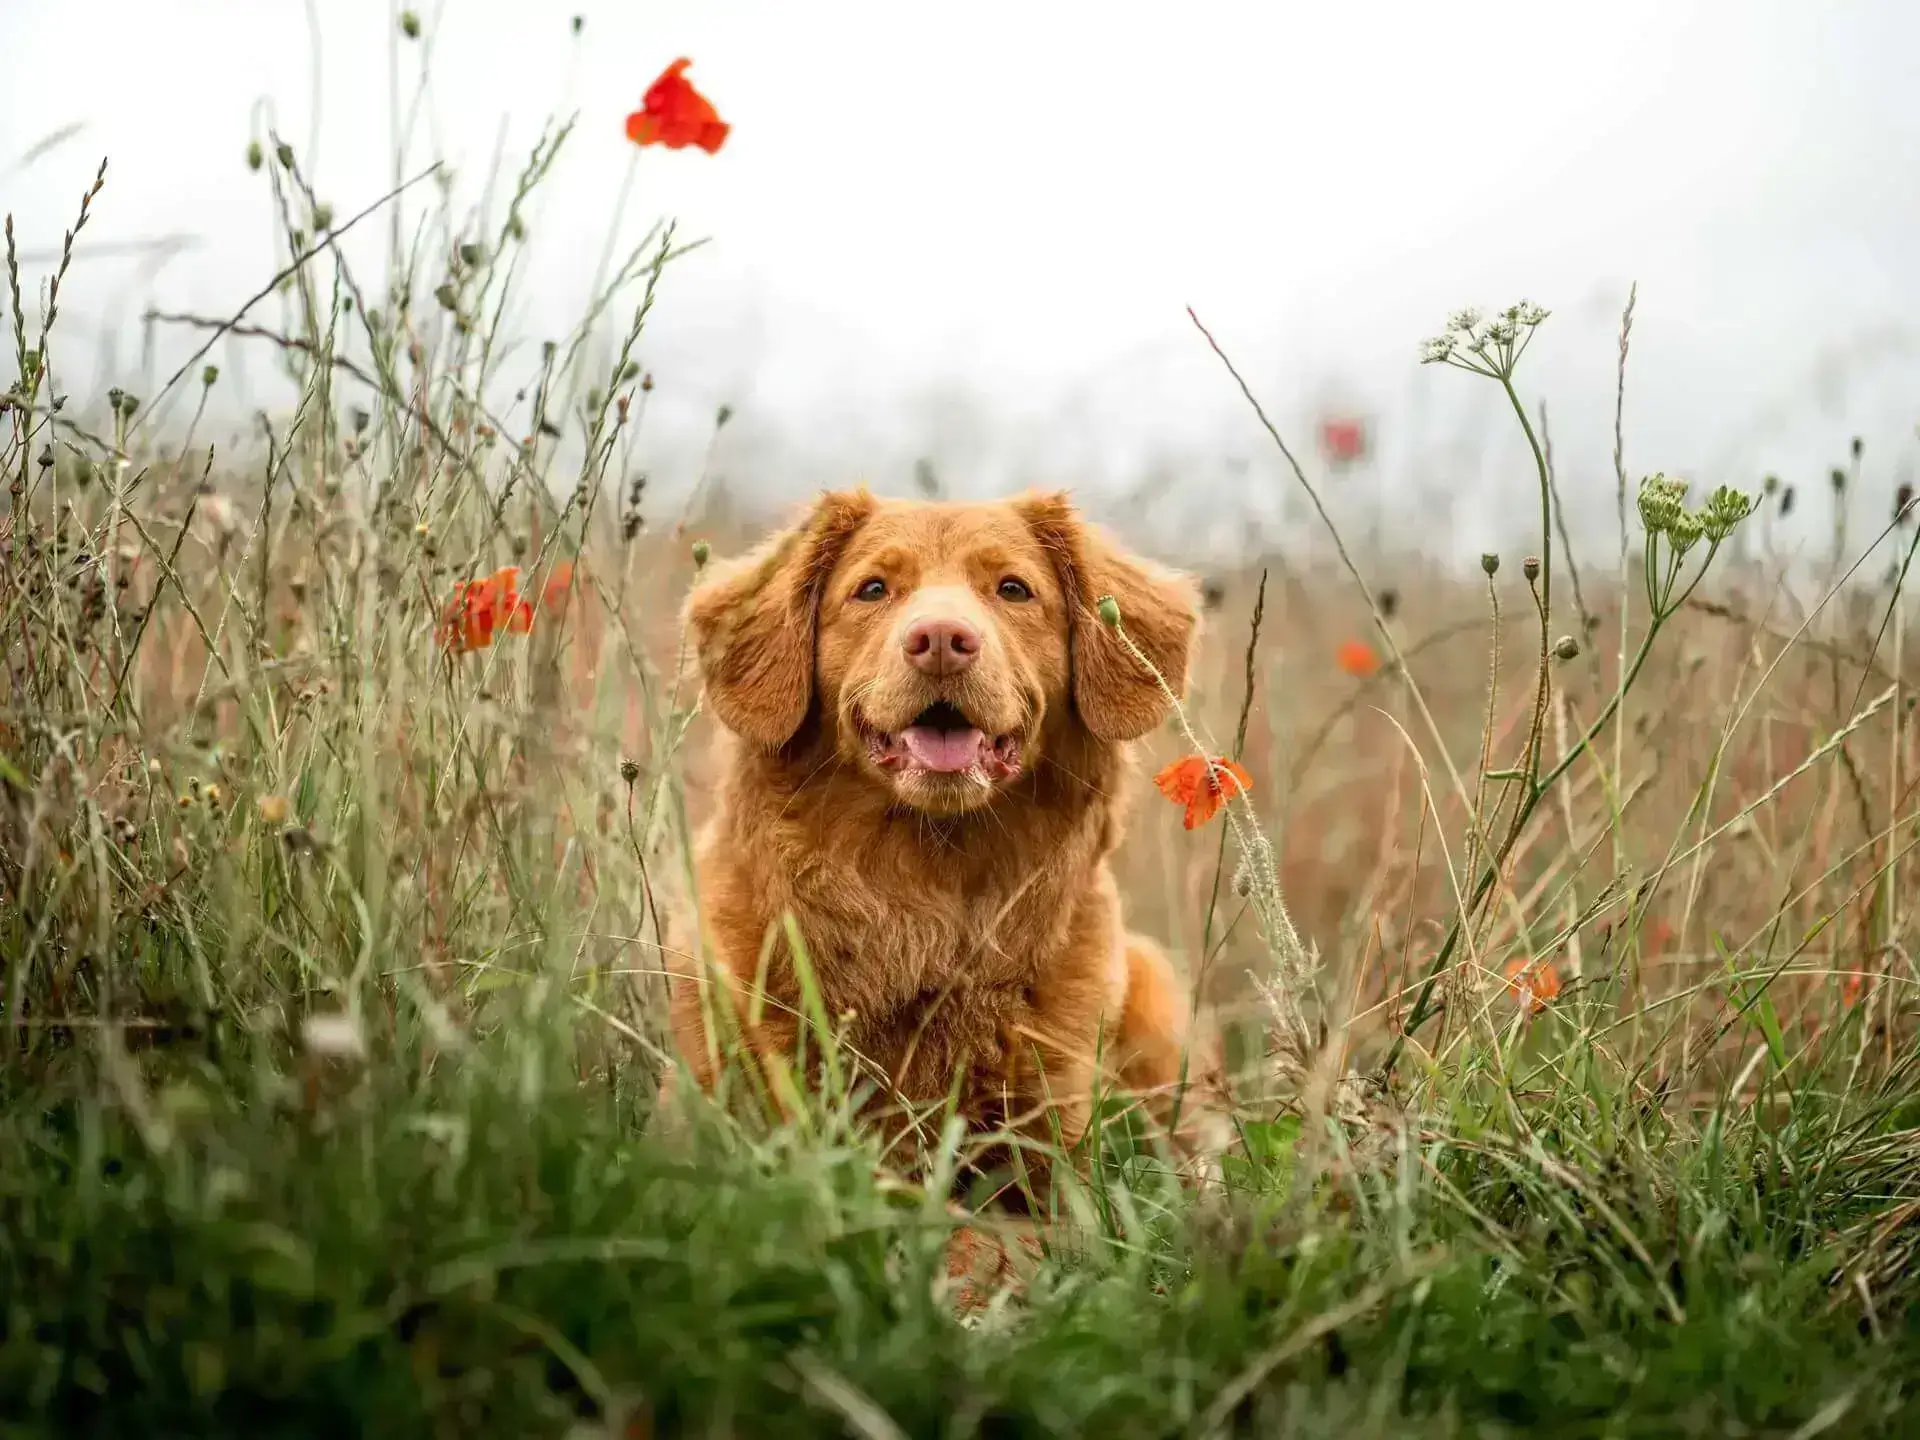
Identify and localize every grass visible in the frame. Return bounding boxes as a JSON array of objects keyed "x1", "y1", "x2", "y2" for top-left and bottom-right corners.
[{"x1": 4, "y1": 22, "x2": 1919, "y2": 1435}]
